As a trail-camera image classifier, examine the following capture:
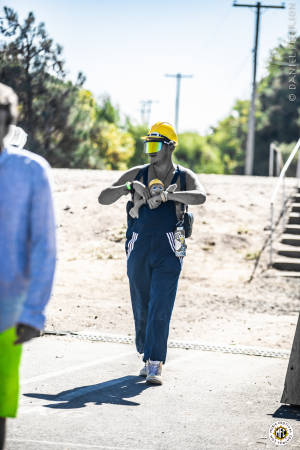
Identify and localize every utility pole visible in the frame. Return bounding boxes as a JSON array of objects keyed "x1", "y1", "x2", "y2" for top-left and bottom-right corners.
[
  {"x1": 140, "y1": 101, "x2": 146, "y2": 124},
  {"x1": 233, "y1": 1, "x2": 285, "y2": 175},
  {"x1": 165, "y1": 73, "x2": 193, "y2": 132},
  {"x1": 140, "y1": 100, "x2": 158, "y2": 126}
]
